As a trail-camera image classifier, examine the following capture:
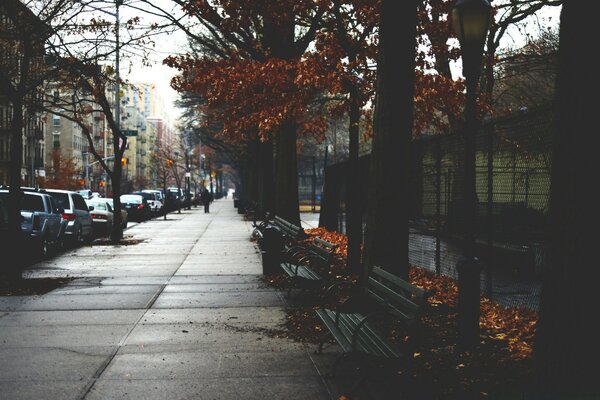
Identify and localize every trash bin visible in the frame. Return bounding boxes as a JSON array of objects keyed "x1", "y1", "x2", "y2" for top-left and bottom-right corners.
[
  {"x1": 233, "y1": 199, "x2": 239, "y2": 208},
  {"x1": 261, "y1": 226, "x2": 285, "y2": 275}
]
